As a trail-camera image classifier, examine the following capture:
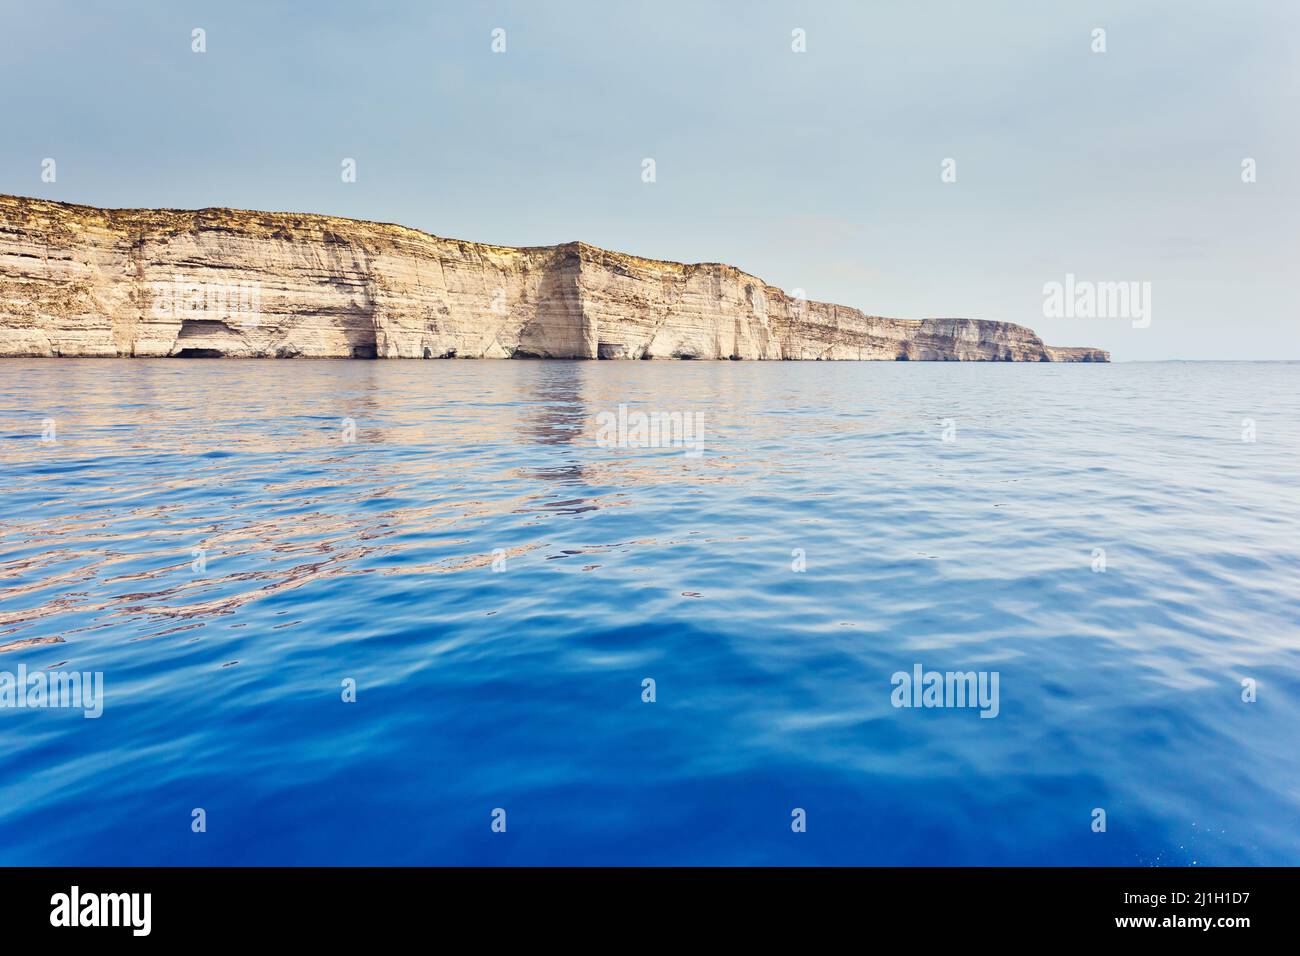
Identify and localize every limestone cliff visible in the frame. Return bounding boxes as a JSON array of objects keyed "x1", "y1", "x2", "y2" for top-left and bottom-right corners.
[{"x1": 0, "y1": 195, "x2": 1107, "y2": 362}]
